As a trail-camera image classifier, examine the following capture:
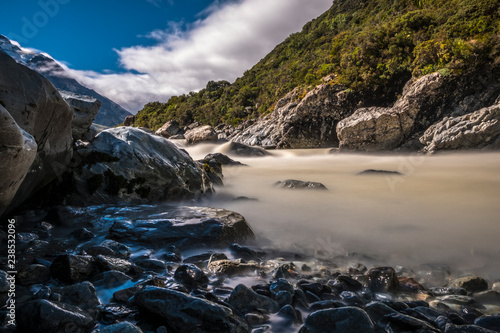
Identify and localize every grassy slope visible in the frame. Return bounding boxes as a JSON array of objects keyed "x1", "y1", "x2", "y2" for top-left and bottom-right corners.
[{"x1": 132, "y1": 0, "x2": 500, "y2": 131}]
